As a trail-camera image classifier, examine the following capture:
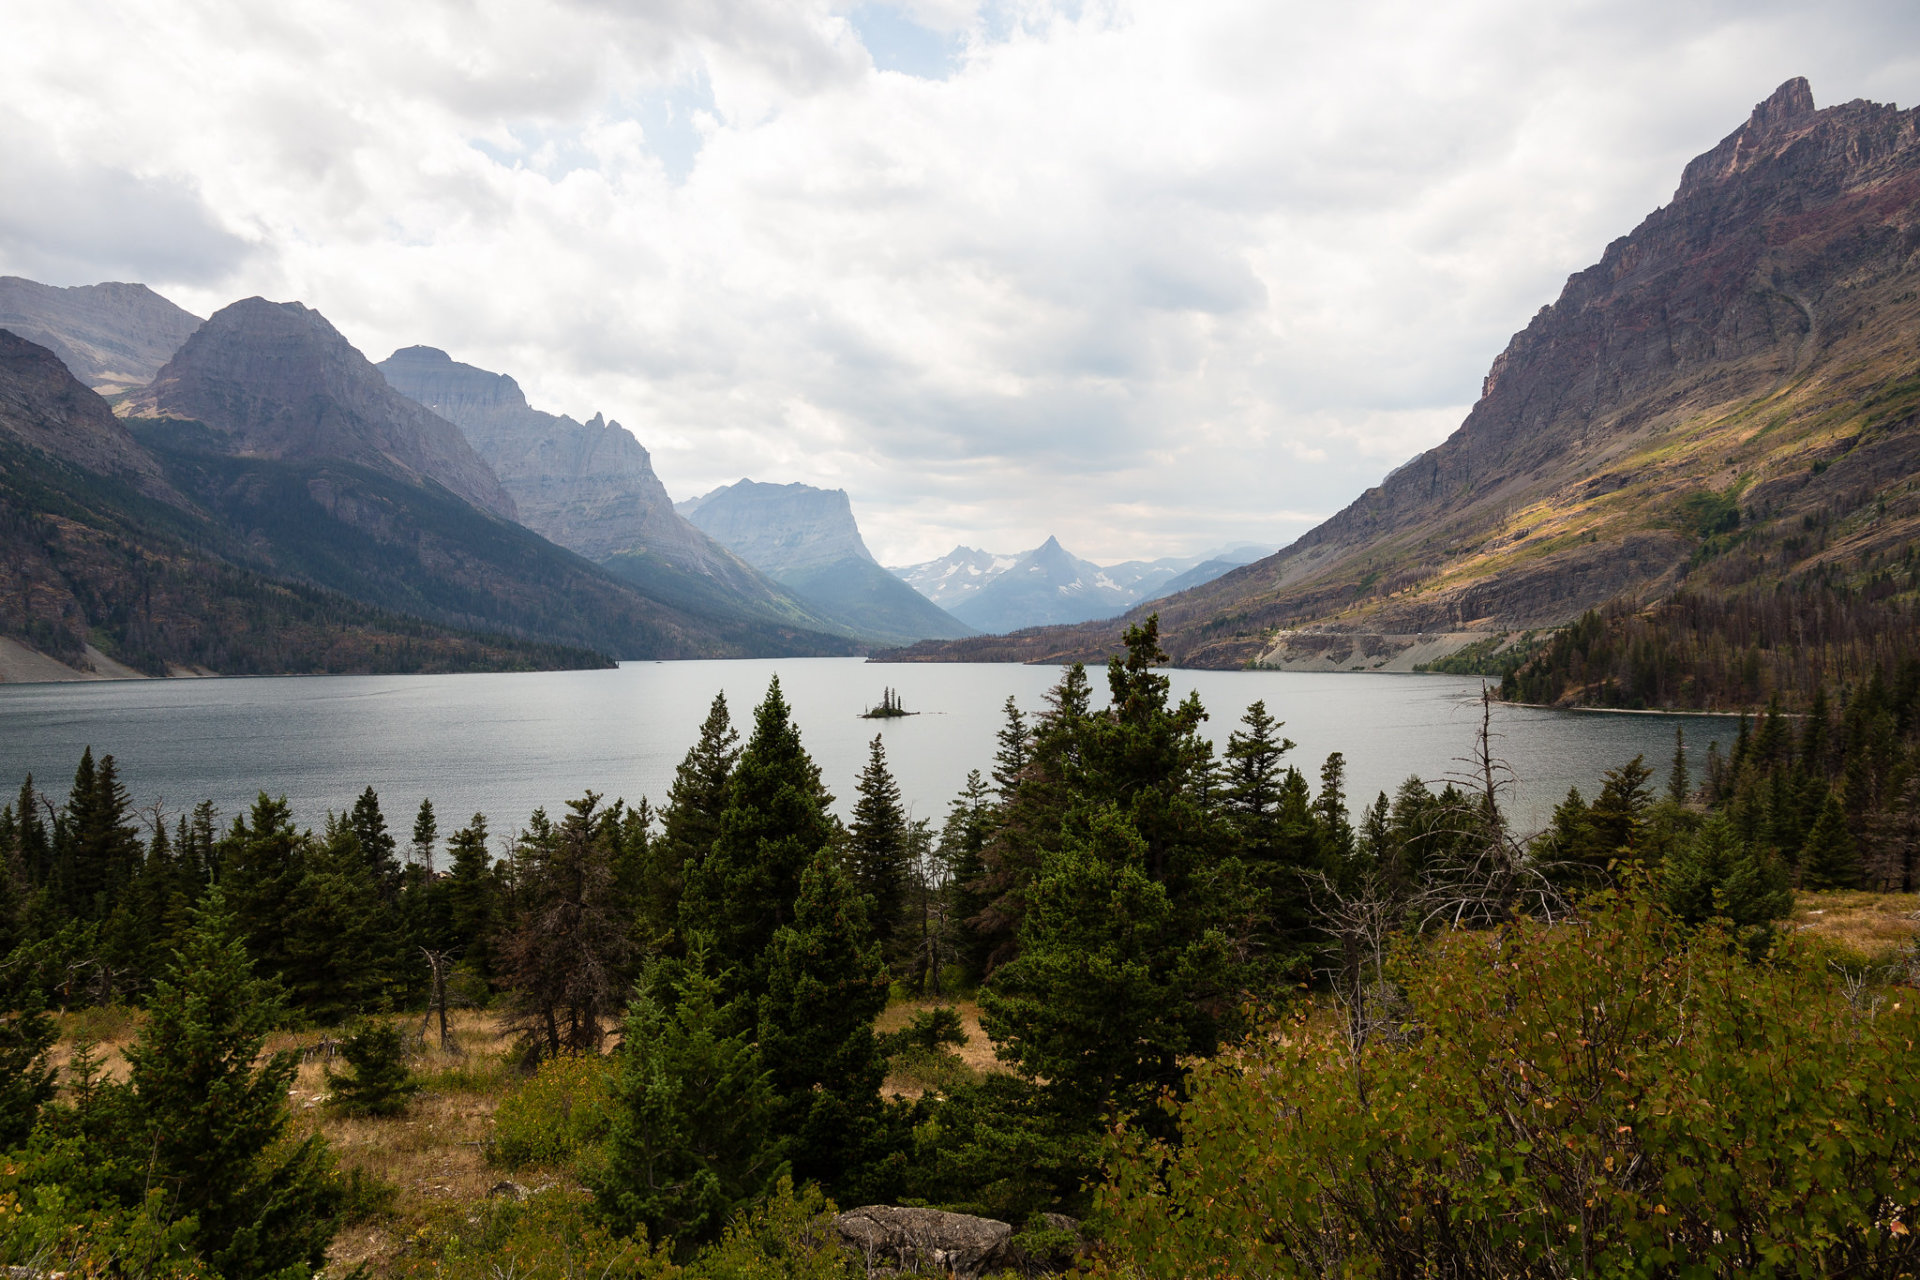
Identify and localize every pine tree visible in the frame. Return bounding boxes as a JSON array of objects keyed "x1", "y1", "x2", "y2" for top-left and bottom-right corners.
[
  {"x1": 218, "y1": 794, "x2": 310, "y2": 991},
  {"x1": 1798, "y1": 791, "x2": 1863, "y2": 890},
  {"x1": 680, "y1": 678, "x2": 838, "y2": 996},
  {"x1": 124, "y1": 888, "x2": 341, "y2": 1279},
  {"x1": 0, "y1": 972, "x2": 55, "y2": 1150},
  {"x1": 990, "y1": 696, "x2": 1030, "y2": 798},
  {"x1": 934, "y1": 772, "x2": 994, "y2": 990},
  {"x1": 283, "y1": 816, "x2": 398, "y2": 1022},
  {"x1": 847, "y1": 735, "x2": 911, "y2": 963},
  {"x1": 758, "y1": 850, "x2": 896, "y2": 1202},
  {"x1": 592, "y1": 945, "x2": 784, "y2": 1255}
]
